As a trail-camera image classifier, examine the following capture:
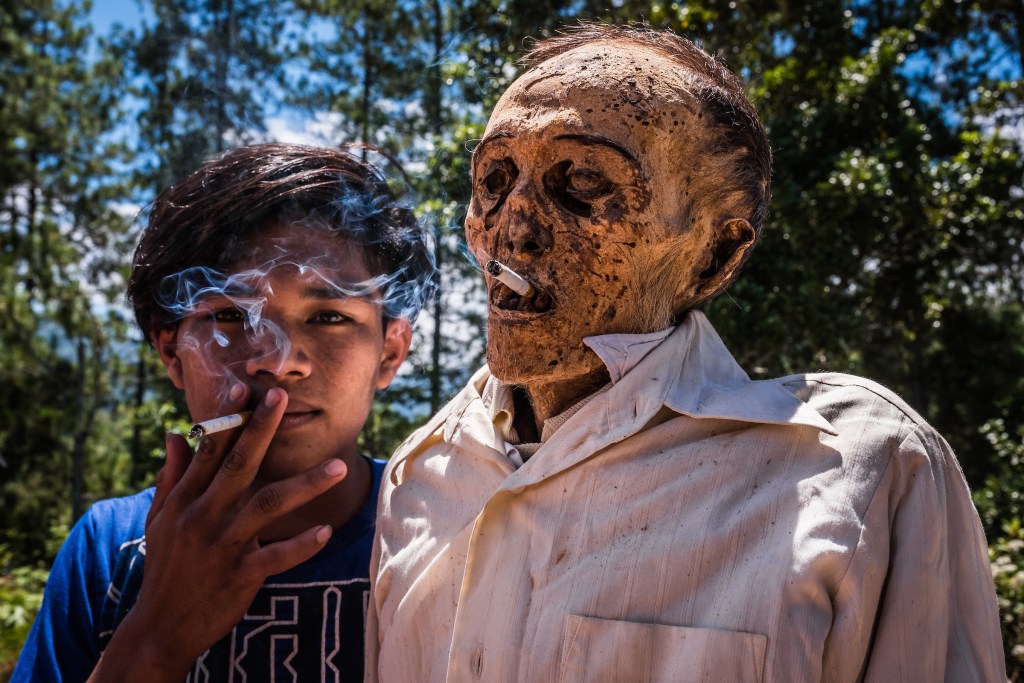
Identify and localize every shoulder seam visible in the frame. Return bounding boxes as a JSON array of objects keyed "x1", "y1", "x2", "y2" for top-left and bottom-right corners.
[{"x1": 781, "y1": 374, "x2": 923, "y2": 427}]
